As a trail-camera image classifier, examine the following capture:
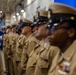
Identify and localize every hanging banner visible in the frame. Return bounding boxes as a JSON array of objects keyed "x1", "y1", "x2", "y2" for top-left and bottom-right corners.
[{"x1": 54, "y1": 0, "x2": 76, "y2": 8}]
